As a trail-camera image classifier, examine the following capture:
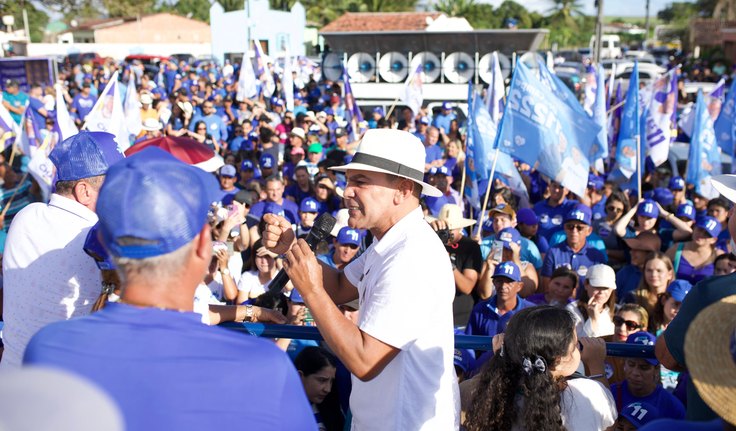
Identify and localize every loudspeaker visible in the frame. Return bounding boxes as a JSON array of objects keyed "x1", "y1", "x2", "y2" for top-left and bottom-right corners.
[
  {"x1": 443, "y1": 52, "x2": 475, "y2": 84},
  {"x1": 378, "y1": 51, "x2": 408, "y2": 83},
  {"x1": 409, "y1": 51, "x2": 441, "y2": 83},
  {"x1": 346, "y1": 52, "x2": 375, "y2": 83}
]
